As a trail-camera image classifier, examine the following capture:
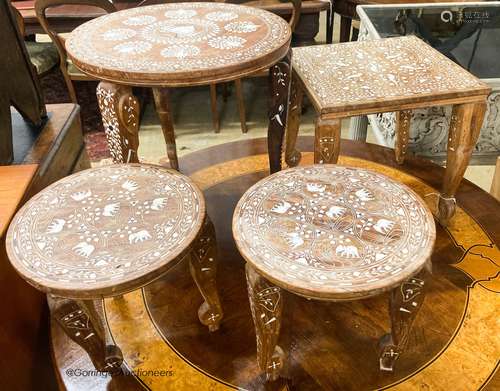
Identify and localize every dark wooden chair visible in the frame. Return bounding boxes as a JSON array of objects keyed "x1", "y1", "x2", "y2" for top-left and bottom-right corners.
[
  {"x1": 11, "y1": 5, "x2": 60, "y2": 77},
  {"x1": 35, "y1": 0, "x2": 117, "y2": 103}
]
